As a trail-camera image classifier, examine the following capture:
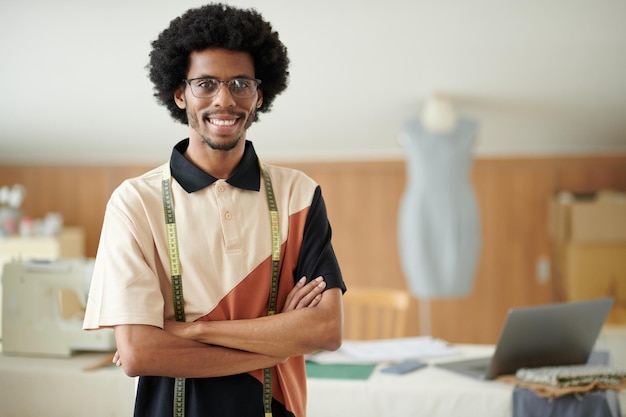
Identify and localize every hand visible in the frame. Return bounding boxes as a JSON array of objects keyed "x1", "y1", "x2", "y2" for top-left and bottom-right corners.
[{"x1": 282, "y1": 276, "x2": 326, "y2": 313}]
